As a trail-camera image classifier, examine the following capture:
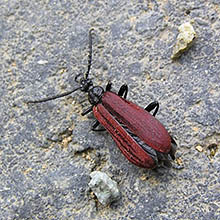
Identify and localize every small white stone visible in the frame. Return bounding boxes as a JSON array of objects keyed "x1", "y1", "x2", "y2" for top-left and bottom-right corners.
[
  {"x1": 89, "y1": 171, "x2": 120, "y2": 205},
  {"x1": 171, "y1": 22, "x2": 196, "y2": 59}
]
